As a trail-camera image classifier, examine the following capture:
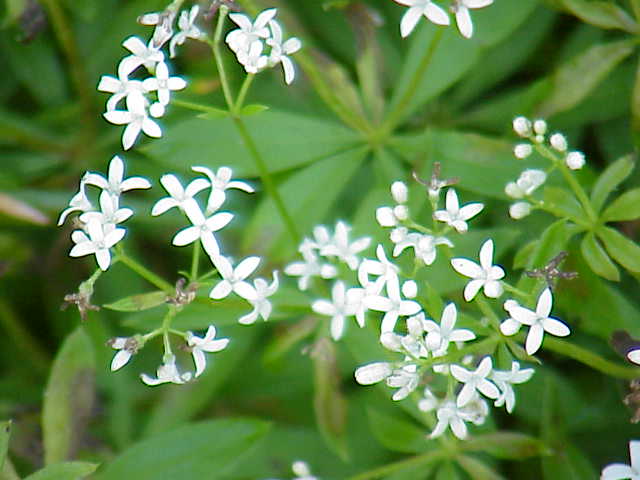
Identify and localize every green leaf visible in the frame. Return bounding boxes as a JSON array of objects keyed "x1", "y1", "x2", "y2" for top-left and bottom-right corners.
[
  {"x1": 96, "y1": 419, "x2": 270, "y2": 480},
  {"x1": 42, "y1": 328, "x2": 95, "y2": 465},
  {"x1": 542, "y1": 186, "x2": 586, "y2": 222},
  {"x1": 0, "y1": 420, "x2": 10, "y2": 472},
  {"x1": 24, "y1": 462, "x2": 98, "y2": 480},
  {"x1": 2, "y1": 0, "x2": 26, "y2": 27},
  {"x1": 456, "y1": 455, "x2": 504, "y2": 480},
  {"x1": 555, "y1": 0, "x2": 639, "y2": 32},
  {"x1": 513, "y1": 239, "x2": 537, "y2": 270},
  {"x1": 536, "y1": 39, "x2": 634, "y2": 117},
  {"x1": 590, "y1": 154, "x2": 635, "y2": 213},
  {"x1": 463, "y1": 432, "x2": 548, "y2": 460},
  {"x1": 541, "y1": 443, "x2": 598, "y2": 479},
  {"x1": 103, "y1": 291, "x2": 167, "y2": 312},
  {"x1": 240, "y1": 104, "x2": 269, "y2": 116},
  {"x1": 597, "y1": 225, "x2": 640, "y2": 273},
  {"x1": 366, "y1": 408, "x2": 431, "y2": 454},
  {"x1": 580, "y1": 233, "x2": 620, "y2": 281},
  {"x1": 601, "y1": 188, "x2": 640, "y2": 222}
]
